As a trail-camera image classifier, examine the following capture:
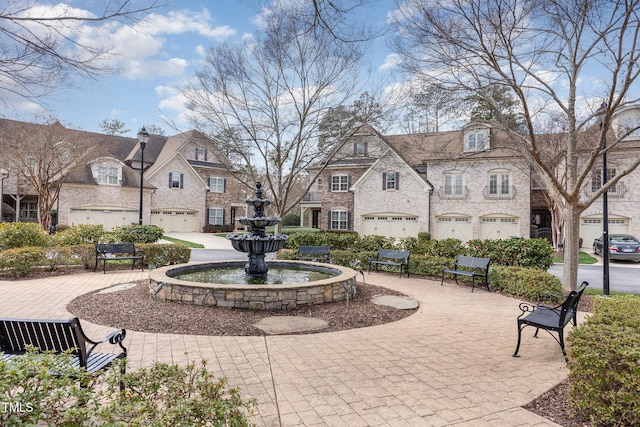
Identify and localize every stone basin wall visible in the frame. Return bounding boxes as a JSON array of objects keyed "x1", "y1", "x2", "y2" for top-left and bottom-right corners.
[{"x1": 148, "y1": 261, "x2": 358, "y2": 311}]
